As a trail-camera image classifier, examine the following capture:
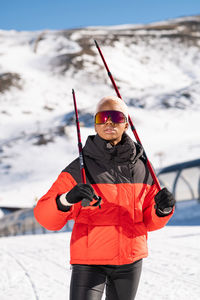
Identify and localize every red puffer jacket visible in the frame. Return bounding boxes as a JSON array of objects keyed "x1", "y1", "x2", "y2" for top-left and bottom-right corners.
[{"x1": 34, "y1": 133, "x2": 173, "y2": 265}]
